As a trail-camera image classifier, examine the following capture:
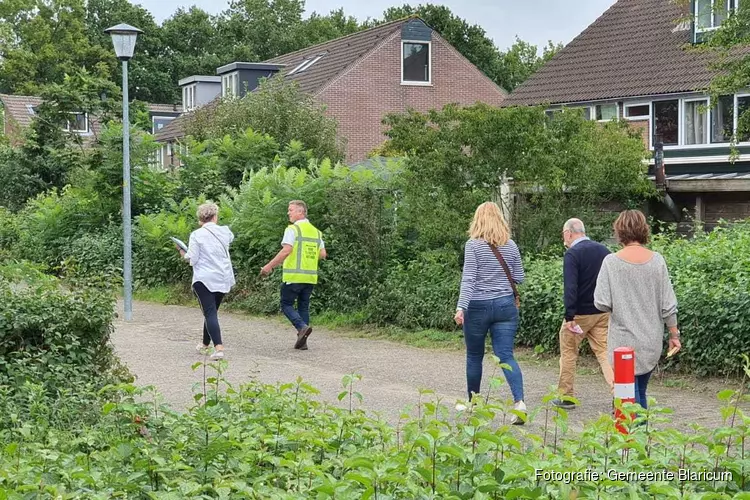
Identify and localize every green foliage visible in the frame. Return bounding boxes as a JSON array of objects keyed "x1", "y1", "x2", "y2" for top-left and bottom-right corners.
[
  {"x1": 133, "y1": 198, "x2": 200, "y2": 289},
  {"x1": 498, "y1": 37, "x2": 562, "y2": 92},
  {"x1": 367, "y1": 249, "x2": 460, "y2": 330},
  {"x1": 185, "y1": 78, "x2": 344, "y2": 162},
  {"x1": 384, "y1": 103, "x2": 655, "y2": 254},
  {"x1": 0, "y1": 364, "x2": 748, "y2": 497}
]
